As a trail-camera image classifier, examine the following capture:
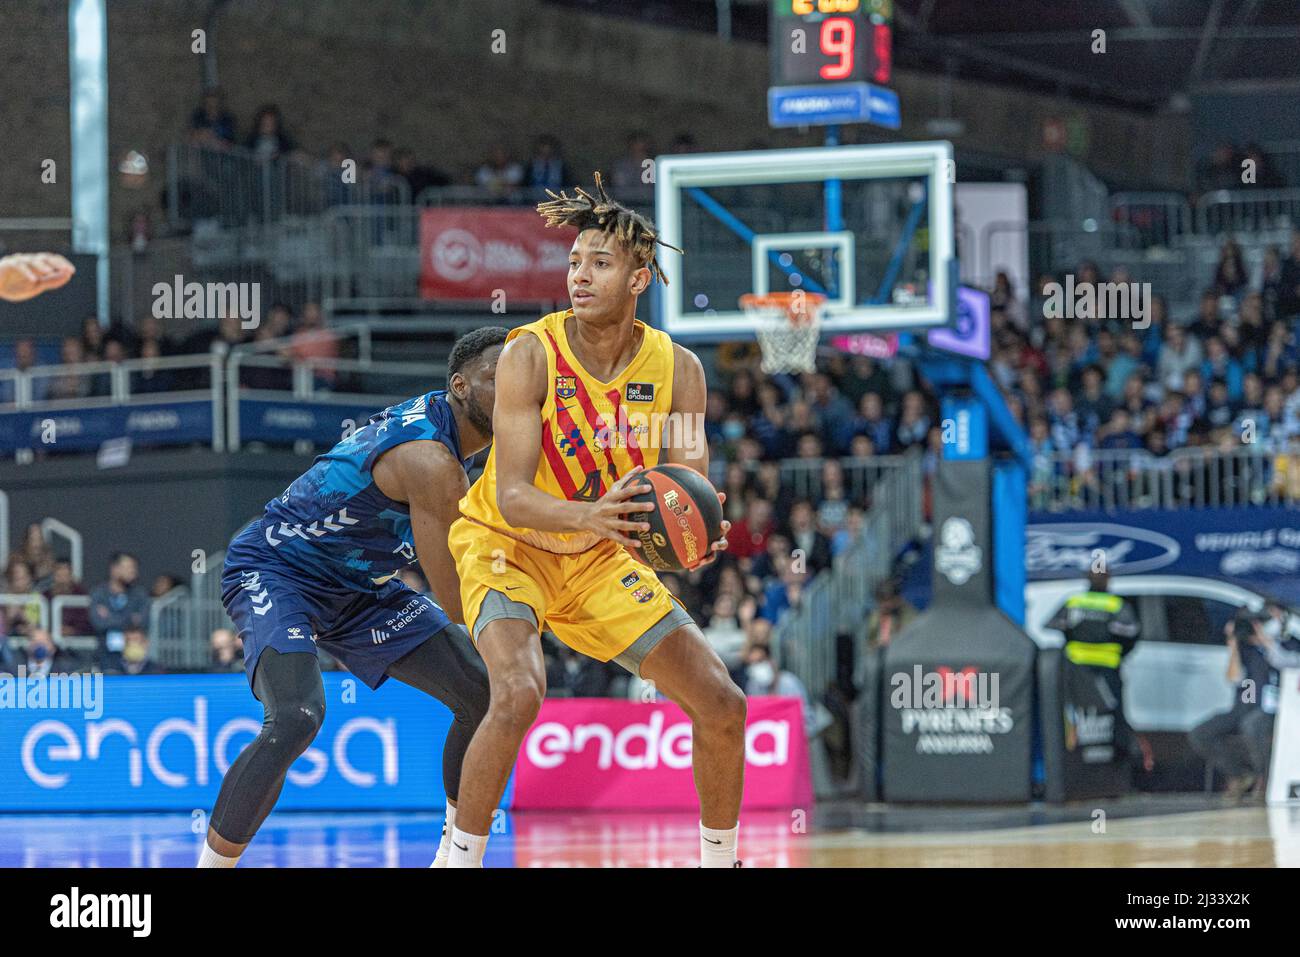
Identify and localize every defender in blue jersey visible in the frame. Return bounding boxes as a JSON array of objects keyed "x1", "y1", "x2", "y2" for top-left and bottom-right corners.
[{"x1": 198, "y1": 328, "x2": 507, "y2": 869}]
